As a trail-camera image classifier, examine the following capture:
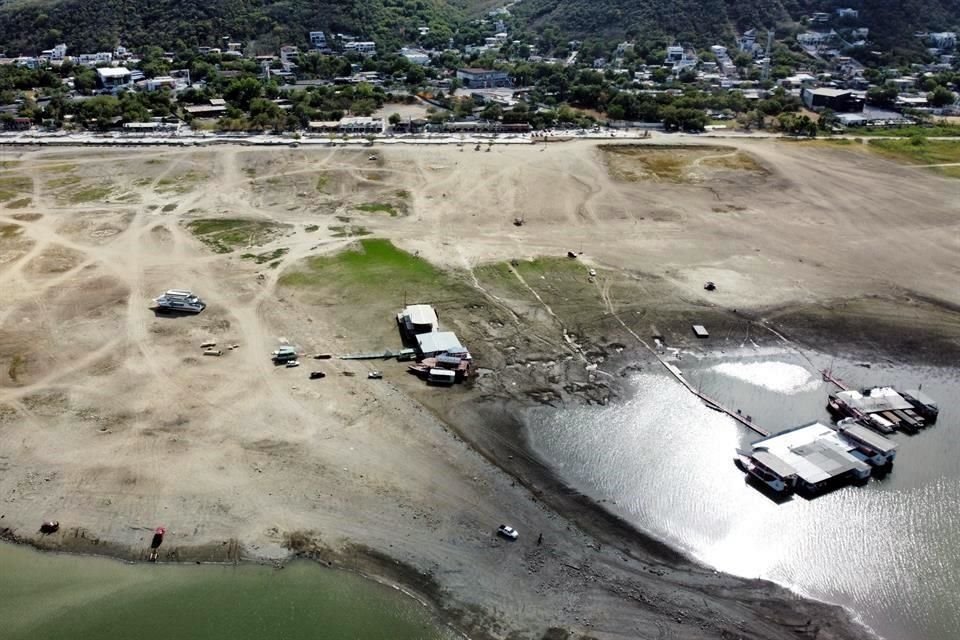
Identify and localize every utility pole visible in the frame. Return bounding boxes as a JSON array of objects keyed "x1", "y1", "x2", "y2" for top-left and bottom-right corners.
[{"x1": 762, "y1": 29, "x2": 774, "y2": 81}]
